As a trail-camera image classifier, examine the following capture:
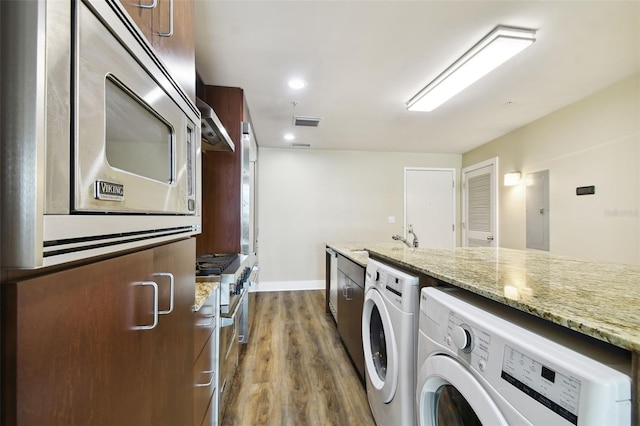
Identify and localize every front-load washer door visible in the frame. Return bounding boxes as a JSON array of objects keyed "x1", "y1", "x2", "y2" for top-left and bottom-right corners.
[
  {"x1": 417, "y1": 355, "x2": 511, "y2": 426},
  {"x1": 362, "y1": 288, "x2": 398, "y2": 403}
]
